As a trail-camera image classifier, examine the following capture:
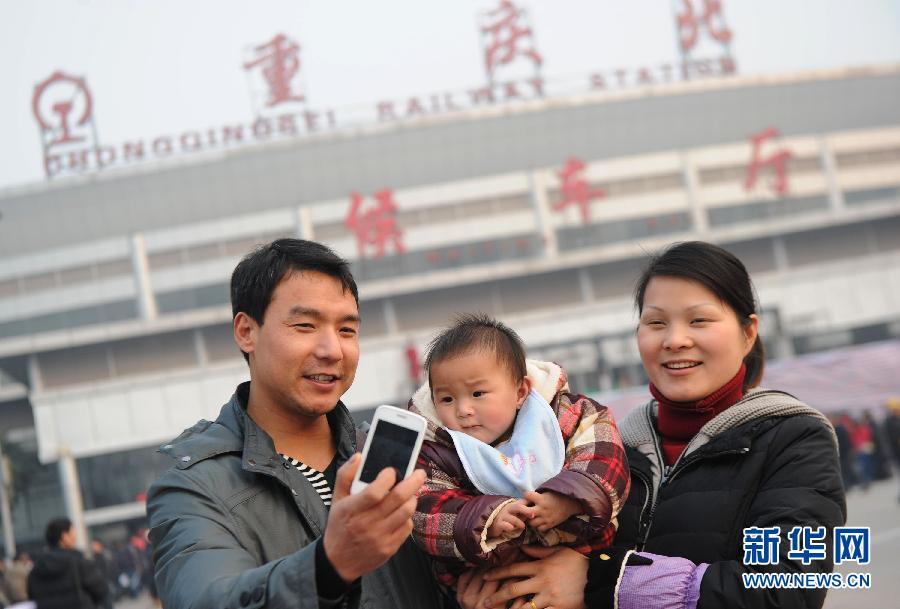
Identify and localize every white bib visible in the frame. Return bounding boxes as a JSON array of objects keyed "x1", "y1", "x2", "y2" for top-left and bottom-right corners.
[{"x1": 445, "y1": 389, "x2": 565, "y2": 497}]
